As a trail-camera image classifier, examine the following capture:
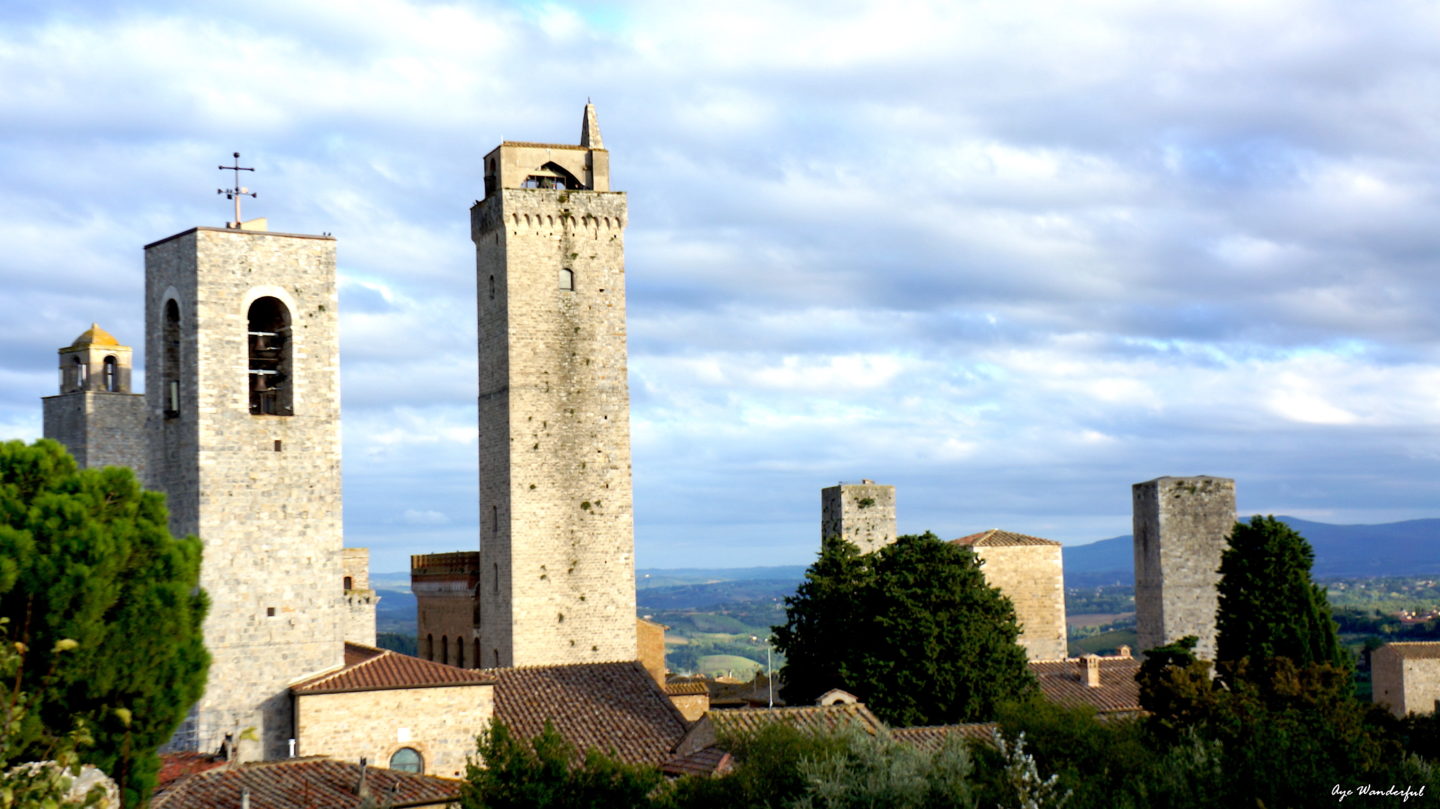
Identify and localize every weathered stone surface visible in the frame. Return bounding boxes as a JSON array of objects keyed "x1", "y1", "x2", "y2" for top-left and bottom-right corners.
[
  {"x1": 145, "y1": 227, "x2": 345, "y2": 759},
  {"x1": 820, "y1": 481, "x2": 896, "y2": 554},
  {"x1": 42, "y1": 329, "x2": 147, "y2": 480},
  {"x1": 343, "y1": 548, "x2": 378, "y2": 648},
  {"x1": 412, "y1": 551, "x2": 480, "y2": 666},
  {"x1": 973, "y1": 543, "x2": 1068, "y2": 661},
  {"x1": 1132, "y1": 476, "x2": 1236, "y2": 660},
  {"x1": 295, "y1": 683, "x2": 493, "y2": 778},
  {"x1": 1372, "y1": 642, "x2": 1440, "y2": 718}
]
